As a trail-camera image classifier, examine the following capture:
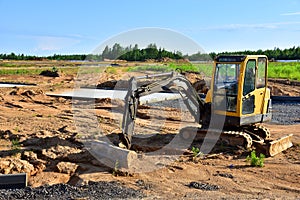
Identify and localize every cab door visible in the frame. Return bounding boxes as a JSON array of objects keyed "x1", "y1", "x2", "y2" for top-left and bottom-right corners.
[
  {"x1": 242, "y1": 59, "x2": 256, "y2": 115},
  {"x1": 242, "y1": 57, "x2": 267, "y2": 116},
  {"x1": 255, "y1": 57, "x2": 267, "y2": 114}
]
